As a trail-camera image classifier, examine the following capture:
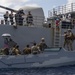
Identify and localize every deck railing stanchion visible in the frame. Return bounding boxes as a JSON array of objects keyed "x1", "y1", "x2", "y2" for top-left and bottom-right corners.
[{"x1": 71, "y1": 3, "x2": 73, "y2": 12}]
